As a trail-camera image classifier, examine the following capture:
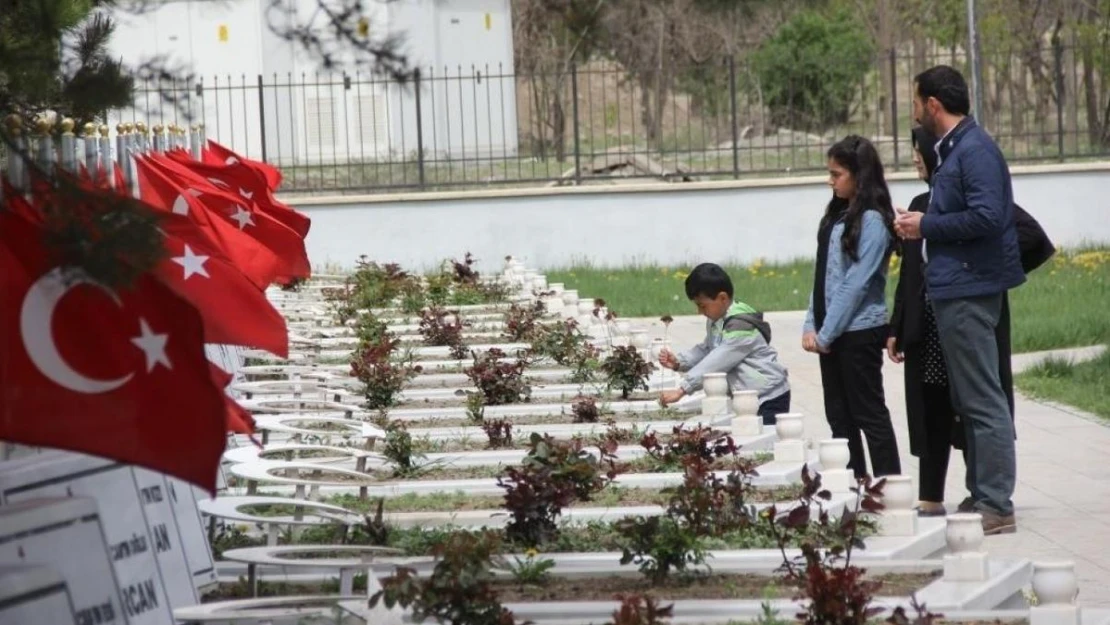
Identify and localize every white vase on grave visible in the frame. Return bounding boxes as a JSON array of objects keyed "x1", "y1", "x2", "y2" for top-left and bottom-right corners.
[
  {"x1": 880, "y1": 475, "x2": 915, "y2": 511},
  {"x1": 549, "y1": 283, "x2": 565, "y2": 295},
  {"x1": 774, "y1": 413, "x2": 804, "y2": 440},
  {"x1": 703, "y1": 373, "x2": 728, "y2": 397},
  {"x1": 532, "y1": 276, "x2": 547, "y2": 292},
  {"x1": 730, "y1": 390, "x2": 759, "y2": 416},
  {"x1": 577, "y1": 301, "x2": 594, "y2": 316},
  {"x1": 562, "y1": 289, "x2": 579, "y2": 306},
  {"x1": 629, "y1": 329, "x2": 650, "y2": 349},
  {"x1": 1032, "y1": 561, "x2": 1079, "y2": 604},
  {"x1": 945, "y1": 513, "x2": 985, "y2": 554},
  {"x1": 650, "y1": 338, "x2": 666, "y2": 362},
  {"x1": 615, "y1": 320, "x2": 631, "y2": 335},
  {"x1": 818, "y1": 439, "x2": 851, "y2": 470}
]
